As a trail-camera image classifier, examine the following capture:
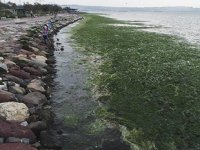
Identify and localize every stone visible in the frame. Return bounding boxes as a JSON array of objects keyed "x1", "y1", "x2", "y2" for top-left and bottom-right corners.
[
  {"x1": 0, "y1": 143, "x2": 37, "y2": 150},
  {"x1": 4, "y1": 59, "x2": 17, "y2": 69},
  {"x1": 30, "y1": 54, "x2": 47, "y2": 64},
  {"x1": 5, "y1": 75, "x2": 27, "y2": 87},
  {"x1": 0, "y1": 82, "x2": 7, "y2": 91},
  {"x1": 8, "y1": 86, "x2": 26, "y2": 95},
  {"x1": 40, "y1": 130, "x2": 63, "y2": 149},
  {"x1": 0, "y1": 63, "x2": 8, "y2": 72},
  {"x1": 9, "y1": 68, "x2": 31, "y2": 79},
  {"x1": 28, "y1": 121, "x2": 47, "y2": 132},
  {"x1": 27, "y1": 79, "x2": 46, "y2": 93},
  {"x1": 0, "y1": 90, "x2": 16, "y2": 103},
  {"x1": 0, "y1": 102, "x2": 29, "y2": 122},
  {"x1": 22, "y1": 92, "x2": 47, "y2": 106},
  {"x1": 0, "y1": 119, "x2": 36, "y2": 143},
  {"x1": 23, "y1": 67, "x2": 43, "y2": 76}
]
